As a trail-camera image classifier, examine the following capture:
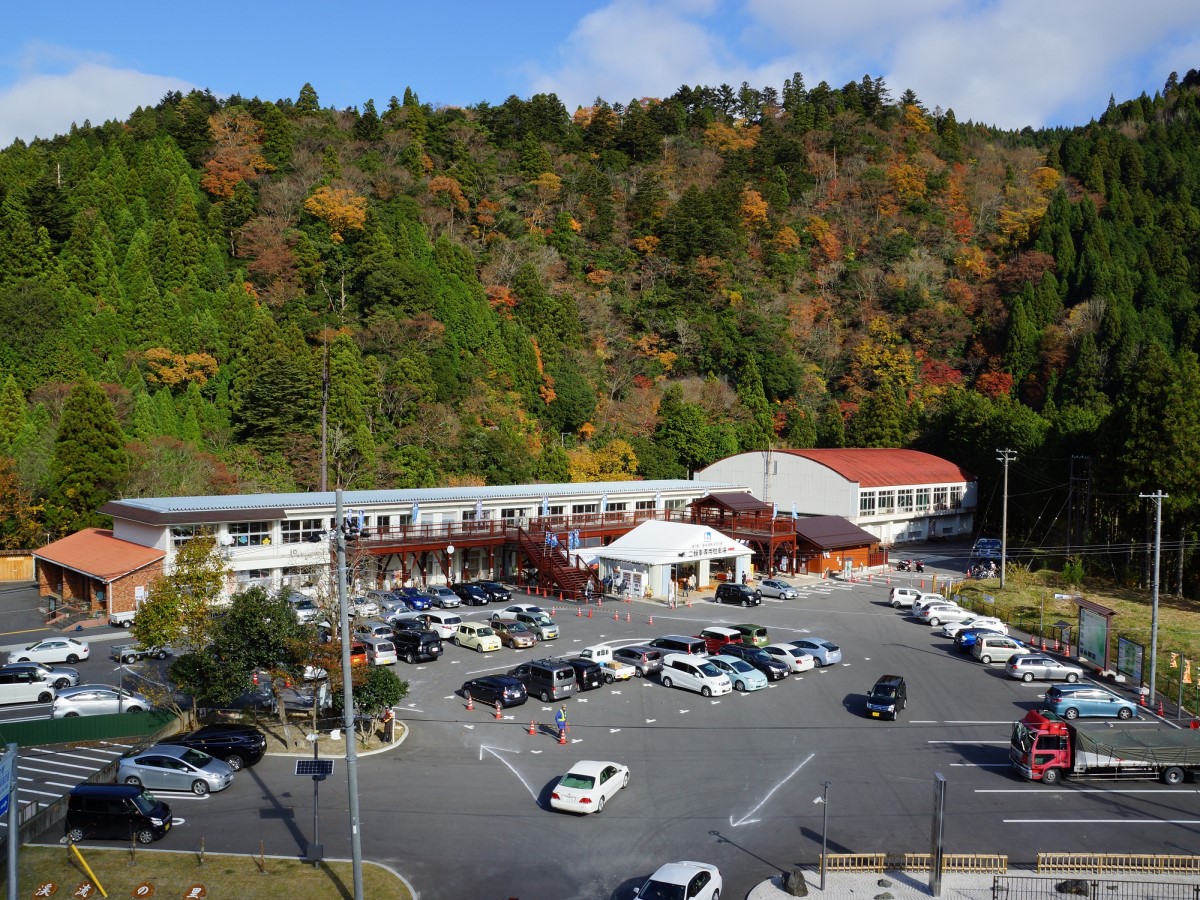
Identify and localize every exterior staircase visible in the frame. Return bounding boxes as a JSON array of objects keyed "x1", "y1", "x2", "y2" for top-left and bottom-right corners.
[{"x1": 515, "y1": 528, "x2": 598, "y2": 599}]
